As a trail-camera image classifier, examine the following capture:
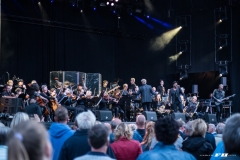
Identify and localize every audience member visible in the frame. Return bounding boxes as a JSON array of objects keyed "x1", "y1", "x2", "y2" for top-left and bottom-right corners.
[
  {"x1": 205, "y1": 123, "x2": 216, "y2": 150},
  {"x1": 141, "y1": 121, "x2": 155, "y2": 151},
  {"x1": 182, "y1": 119, "x2": 214, "y2": 160},
  {"x1": 74, "y1": 124, "x2": 115, "y2": 160},
  {"x1": 109, "y1": 118, "x2": 122, "y2": 143},
  {"x1": 111, "y1": 123, "x2": 142, "y2": 160},
  {"x1": 24, "y1": 98, "x2": 42, "y2": 119},
  {"x1": 48, "y1": 107, "x2": 75, "y2": 160},
  {"x1": 0, "y1": 127, "x2": 11, "y2": 145},
  {"x1": 208, "y1": 124, "x2": 217, "y2": 136},
  {"x1": 129, "y1": 123, "x2": 143, "y2": 143},
  {"x1": 10, "y1": 112, "x2": 29, "y2": 128},
  {"x1": 0, "y1": 127, "x2": 11, "y2": 160},
  {"x1": 128, "y1": 123, "x2": 137, "y2": 131},
  {"x1": 0, "y1": 123, "x2": 5, "y2": 128},
  {"x1": 136, "y1": 115, "x2": 146, "y2": 139},
  {"x1": 104, "y1": 123, "x2": 112, "y2": 134},
  {"x1": 184, "y1": 121, "x2": 192, "y2": 136},
  {"x1": 7, "y1": 121, "x2": 52, "y2": 160},
  {"x1": 137, "y1": 116, "x2": 196, "y2": 160},
  {"x1": 59, "y1": 110, "x2": 115, "y2": 160},
  {"x1": 215, "y1": 123, "x2": 225, "y2": 146},
  {"x1": 177, "y1": 119, "x2": 186, "y2": 140},
  {"x1": 210, "y1": 141, "x2": 225, "y2": 160},
  {"x1": 222, "y1": 113, "x2": 240, "y2": 159}
]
